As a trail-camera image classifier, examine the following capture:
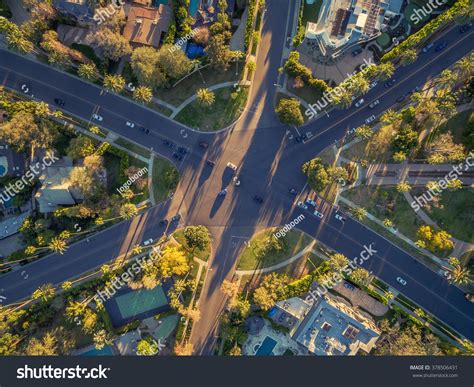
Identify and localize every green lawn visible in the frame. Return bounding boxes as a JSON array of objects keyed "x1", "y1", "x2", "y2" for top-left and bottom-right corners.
[
  {"x1": 114, "y1": 138, "x2": 151, "y2": 159},
  {"x1": 419, "y1": 188, "x2": 474, "y2": 243},
  {"x1": 286, "y1": 78, "x2": 325, "y2": 105},
  {"x1": 431, "y1": 109, "x2": 473, "y2": 148},
  {"x1": 154, "y1": 62, "x2": 244, "y2": 106},
  {"x1": 376, "y1": 33, "x2": 391, "y2": 48},
  {"x1": 71, "y1": 43, "x2": 105, "y2": 73},
  {"x1": 175, "y1": 86, "x2": 248, "y2": 131},
  {"x1": 151, "y1": 156, "x2": 179, "y2": 203},
  {"x1": 302, "y1": 0, "x2": 322, "y2": 25},
  {"x1": 237, "y1": 228, "x2": 313, "y2": 271},
  {"x1": 173, "y1": 229, "x2": 211, "y2": 262}
]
